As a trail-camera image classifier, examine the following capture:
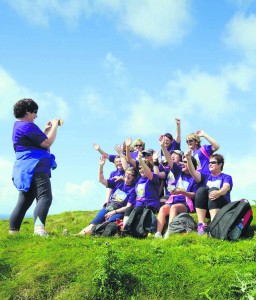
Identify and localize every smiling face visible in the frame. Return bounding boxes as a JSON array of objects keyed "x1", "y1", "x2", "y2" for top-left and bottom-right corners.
[
  {"x1": 208, "y1": 158, "x2": 222, "y2": 175},
  {"x1": 164, "y1": 136, "x2": 172, "y2": 148},
  {"x1": 124, "y1": 170, "x2": 135, "y2": 185},
  {"x1": 171, "y1": 152, "x2": 181, "y2": 164},
  {"x1": 114, "y1": 157, "x2": 123, "y2": 170}
]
